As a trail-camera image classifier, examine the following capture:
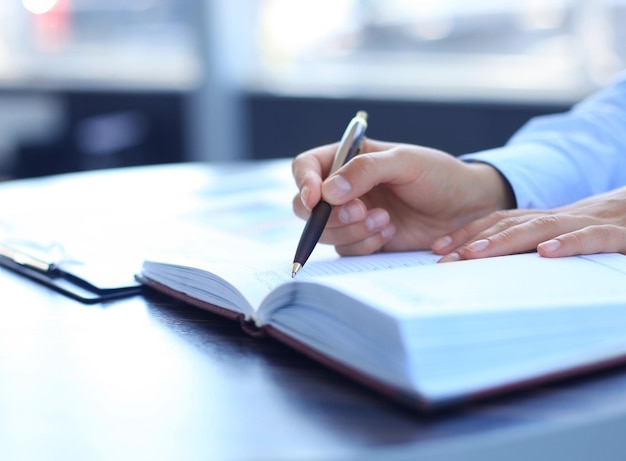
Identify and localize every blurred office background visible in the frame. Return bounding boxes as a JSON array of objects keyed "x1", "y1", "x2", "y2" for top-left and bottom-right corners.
[{"x1": 0, "y1": 0, "x2": 624, "y2": 179}]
